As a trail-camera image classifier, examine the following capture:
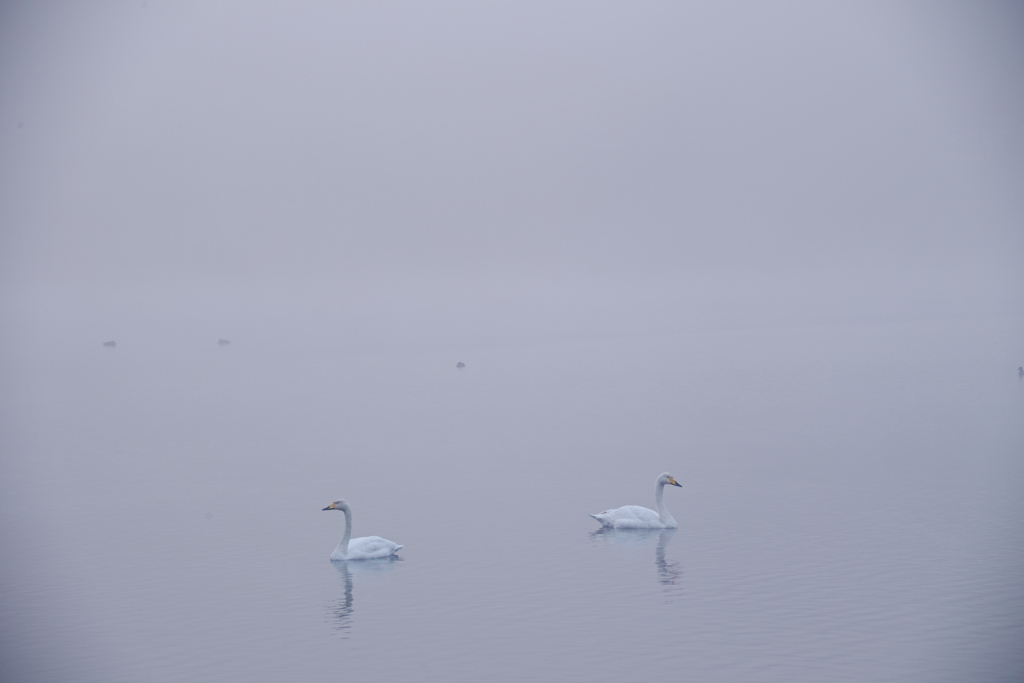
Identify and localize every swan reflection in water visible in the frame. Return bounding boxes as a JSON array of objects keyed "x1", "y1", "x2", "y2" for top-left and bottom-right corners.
[
  {"x1": 590, "y1": 528, "x2": 682, "y2": 601},
  {"x1": 325, "y1": 557, "x2": 403, "y2": 637}
]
